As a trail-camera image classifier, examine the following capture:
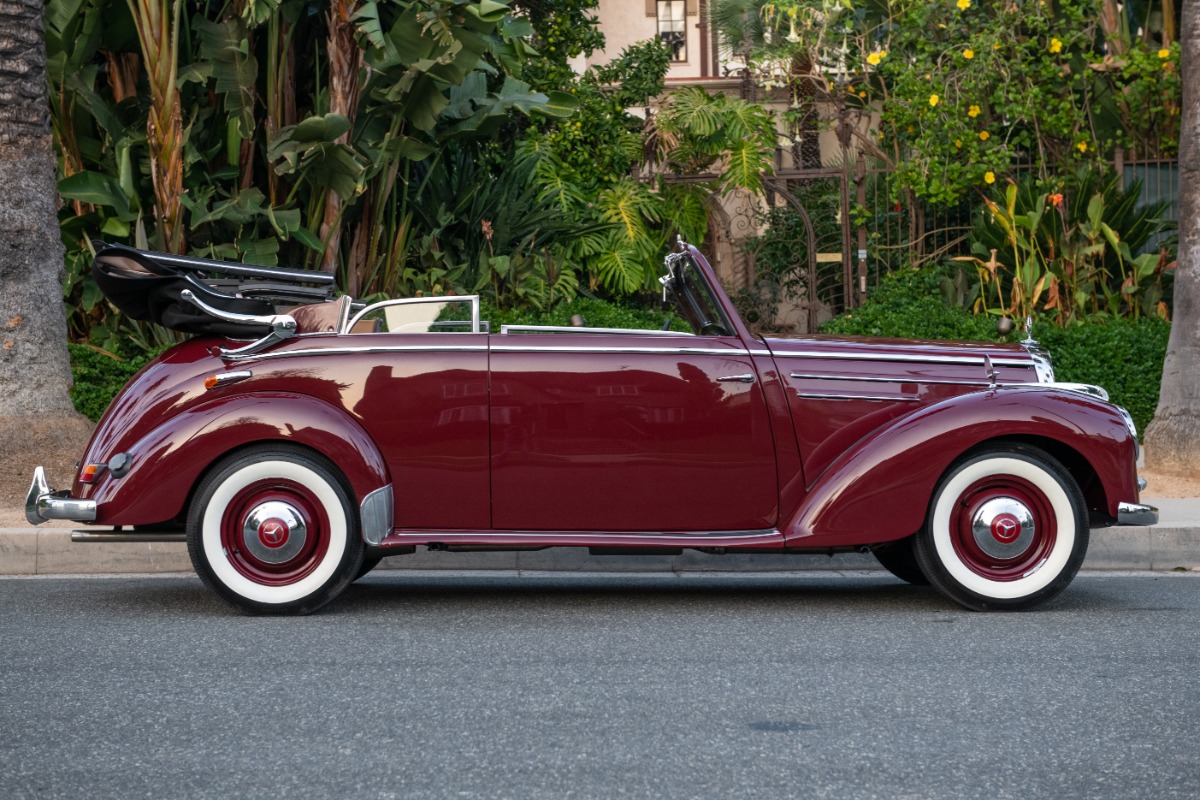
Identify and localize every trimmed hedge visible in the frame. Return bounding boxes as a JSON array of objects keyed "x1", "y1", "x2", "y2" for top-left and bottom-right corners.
[
  {"x1": 1036, "y1": 318, "x2": 1169, "y2": 436},
  {"x1": 68, "y1": 343, "x2": 155, "y2": 422},
  {"x1": 821, "y1": 267, "x2": 1168, "y2": 435},
  {"x1": 821, "y1": 267, "x2": 1002, "y2": 343}
]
